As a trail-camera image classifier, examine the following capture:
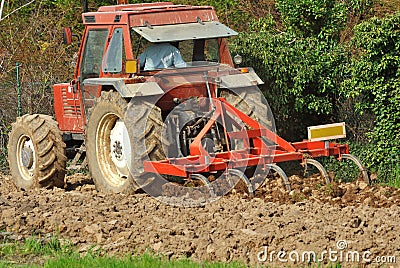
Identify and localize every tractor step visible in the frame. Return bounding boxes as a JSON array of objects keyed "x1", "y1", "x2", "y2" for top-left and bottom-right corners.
[{"x1": 67, "y1": 143, "x2": 87, "y2": 170}]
